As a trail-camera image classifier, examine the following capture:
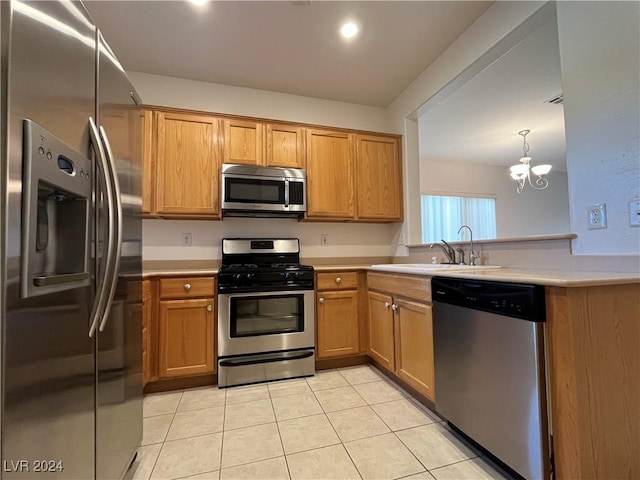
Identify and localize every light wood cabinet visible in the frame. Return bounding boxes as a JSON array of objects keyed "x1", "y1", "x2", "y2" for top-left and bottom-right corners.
[
  {"x1": 546, "y1": 283, "x2": 640, "y2": 480},
  {"x1": 367, "y1": 272, "x2": 434, "y2": 400},
  {"x1": 315, "y1": 271, "x2": 366, "y2": 360},
  {"x1": 306, "y1": 129, "x2": 355, "y2": 219},
  {"x1": 155, "y1": 111, "x2": 220, "y2": 217},
  {"x1": 222, "y1": 120, "x2": 306, "y2": 169},
  {"x1": 223, "y1": 118, "x2": 264, "y2": 166},
  {"x1": 316, "y1": 290, "x2": 360, "y2": 358},
  {"x1": 367, "y1": 291, "x2": 395, "y2": 370},
  {"x1": 356, "y1": 135, "x2": 402, "y2": 220},
  {"x1": 394, "y1": 298, "x2": 434, "y2": 400},
  {"x1": 155, "y1": 276, "x2": 216, "y2": 379},
  {"x1": 142, "y1": 279, "x2": 152, "y2": 385},
  {"x1": 141, "y1": 109, "x2": 154, "y2": 214},
  {"x1": 266, "y1": 123, "x2": 305, "y2": 168}
]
